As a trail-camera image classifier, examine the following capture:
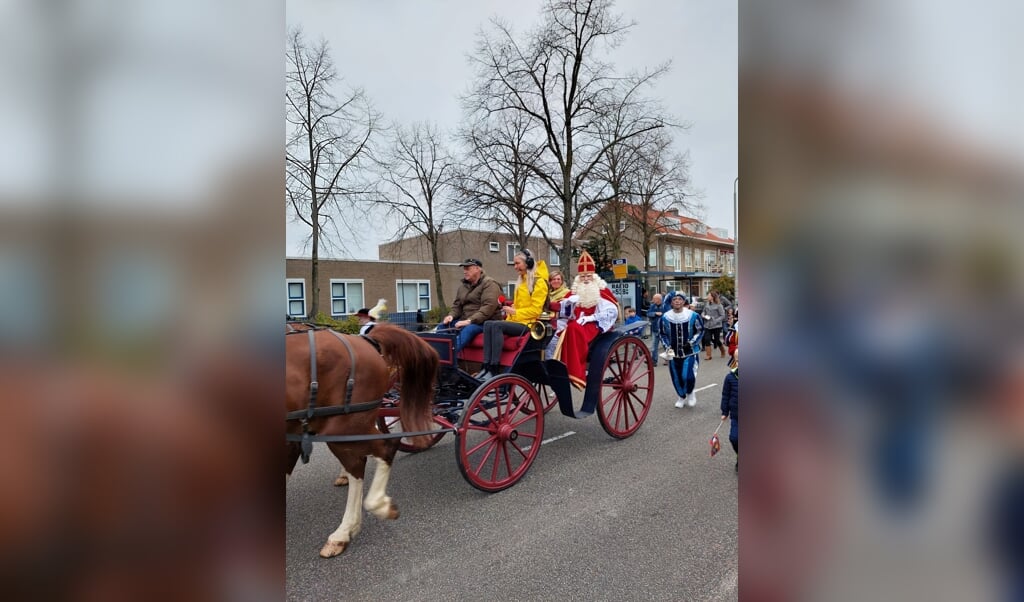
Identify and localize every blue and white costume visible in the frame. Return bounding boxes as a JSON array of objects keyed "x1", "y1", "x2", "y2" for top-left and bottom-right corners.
[{"x1": 659, "y1": 297, "x2": 704, "y2": 402}]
